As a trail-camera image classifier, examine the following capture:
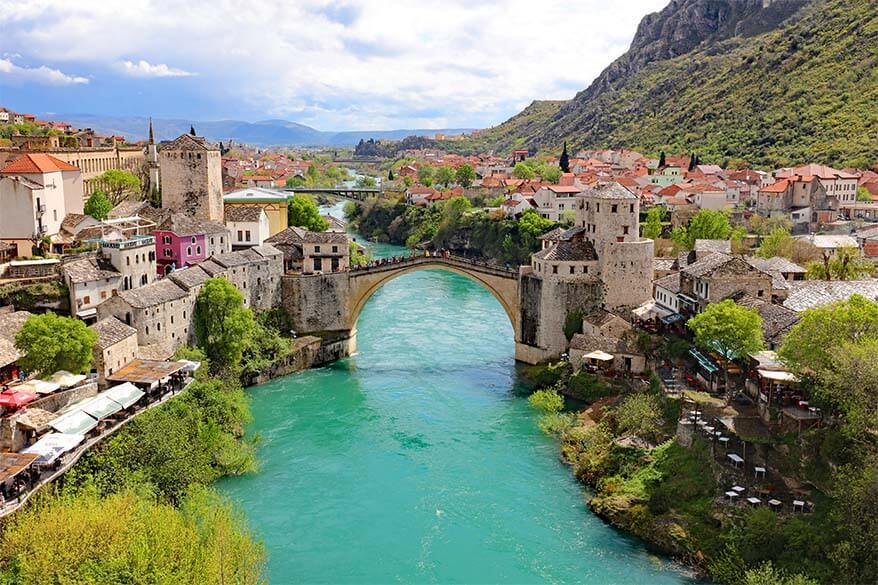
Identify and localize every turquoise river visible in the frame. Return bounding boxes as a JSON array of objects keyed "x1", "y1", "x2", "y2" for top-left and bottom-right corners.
[{"x1": 218, "y1": 207, "x2": 698, "y2": 584}]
